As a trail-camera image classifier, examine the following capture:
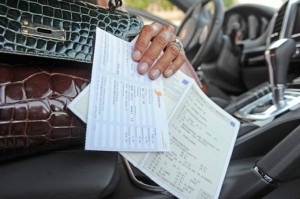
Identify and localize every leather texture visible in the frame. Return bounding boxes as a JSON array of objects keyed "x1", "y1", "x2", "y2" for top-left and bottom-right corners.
[
  {"x1": 0, "y1": 63, "x2": 91, "y2": 160},
  {"x1": 0, "y1": 0, "x2": 142, "y2": 161},
  {"x1": 0, "y1": 0, "x2": 143, "y2": 63}
]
